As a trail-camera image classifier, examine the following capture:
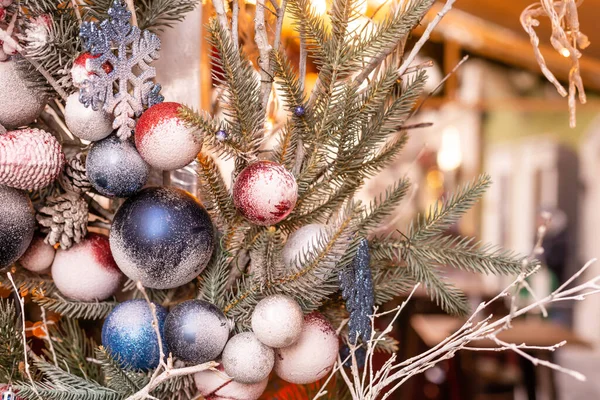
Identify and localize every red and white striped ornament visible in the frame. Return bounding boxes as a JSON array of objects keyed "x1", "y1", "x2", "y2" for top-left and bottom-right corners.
[{"x1": 0, "y1": 128, "x2": 64, "y2": 190}]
